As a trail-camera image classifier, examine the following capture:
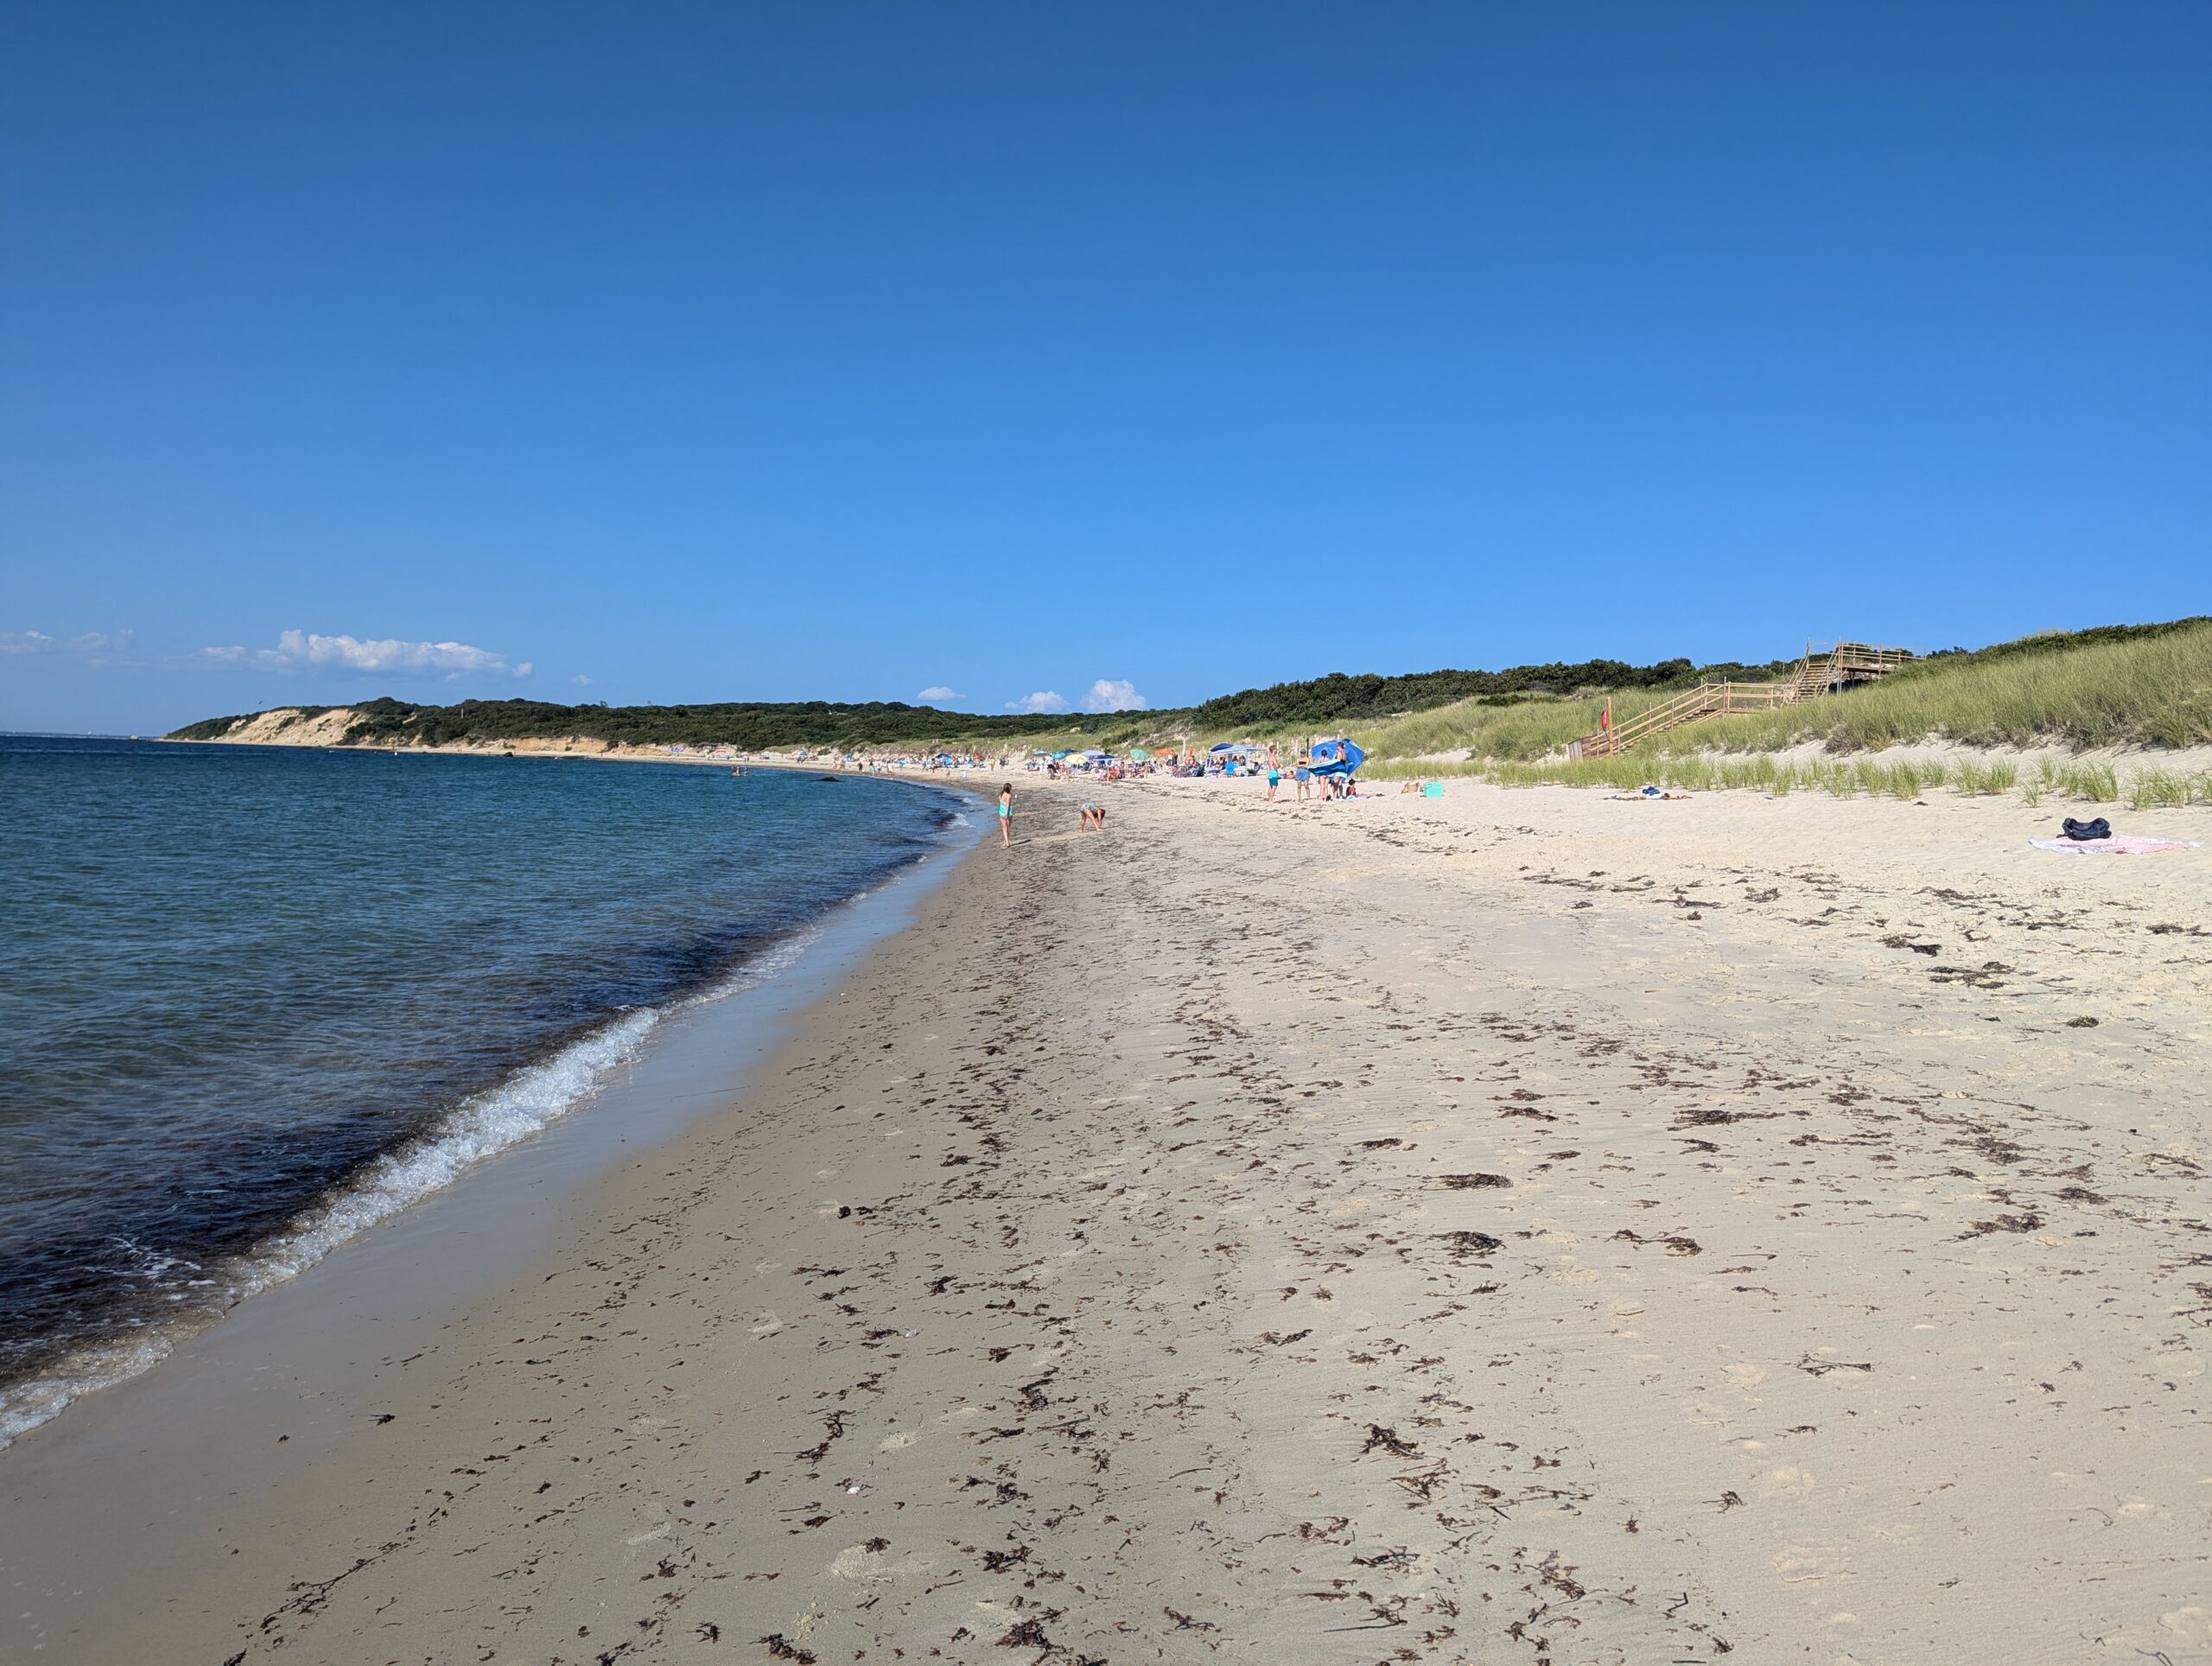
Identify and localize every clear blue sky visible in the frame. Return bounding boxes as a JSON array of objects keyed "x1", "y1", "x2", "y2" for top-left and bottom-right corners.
[{"x1": 4, "y1": 3, "x2": 2207, "y2": 733}]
